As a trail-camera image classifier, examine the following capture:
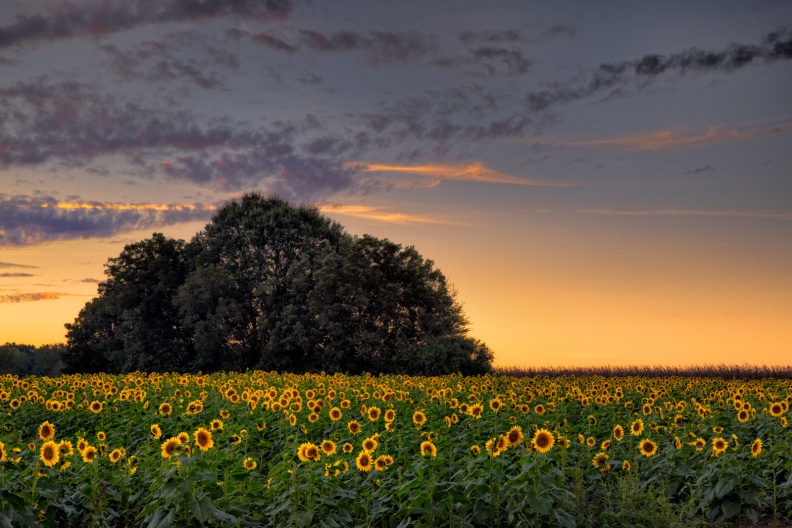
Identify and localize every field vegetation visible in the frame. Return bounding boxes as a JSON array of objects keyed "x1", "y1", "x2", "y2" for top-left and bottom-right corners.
[{"x1": 1, "y1": 369, "x2": 791, "y2": 527}]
